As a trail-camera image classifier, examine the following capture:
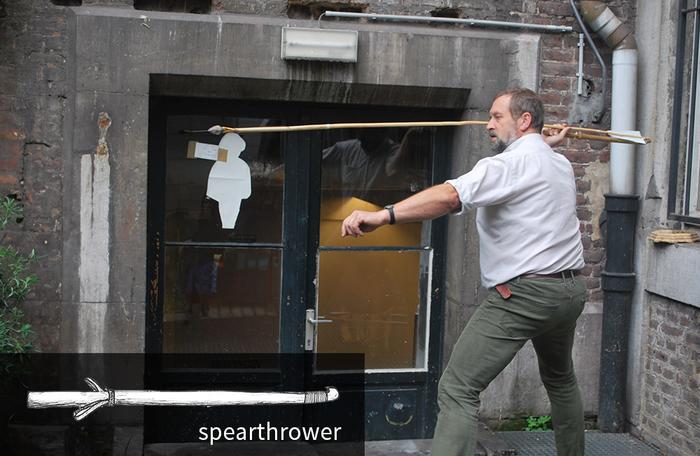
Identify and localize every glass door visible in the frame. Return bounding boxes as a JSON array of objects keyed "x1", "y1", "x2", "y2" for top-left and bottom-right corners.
[
  {"x1": 145, "y1": 97, "x2": 310, "y2": 445},
  {"x1": 313, "y1": 127, "x2": 434, "y2": 371},
  {"x1": 299, "y1": 105, "x2": 452, "y2": 439}
]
